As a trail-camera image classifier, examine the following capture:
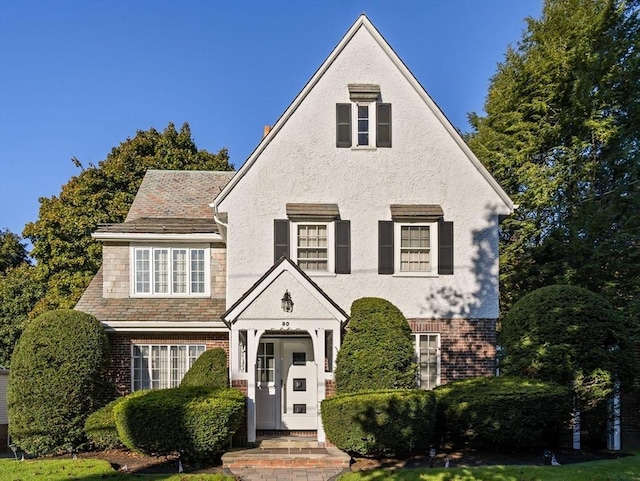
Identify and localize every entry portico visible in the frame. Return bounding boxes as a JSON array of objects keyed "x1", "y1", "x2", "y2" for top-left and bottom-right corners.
[{"x1": 222, "y1": 257, "x2": 348, "y2": 445}]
